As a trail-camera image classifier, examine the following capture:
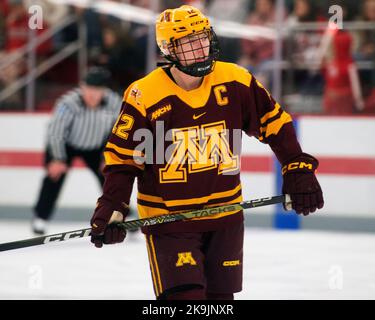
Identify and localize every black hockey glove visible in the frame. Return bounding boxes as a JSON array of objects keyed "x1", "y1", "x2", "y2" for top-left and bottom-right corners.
[
  {"x1": 282, "y1": 153, "x2": 324, "y2": 215},
  {"x1": 90, "y1": 197, "x2": 128, "y2": 248}
]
